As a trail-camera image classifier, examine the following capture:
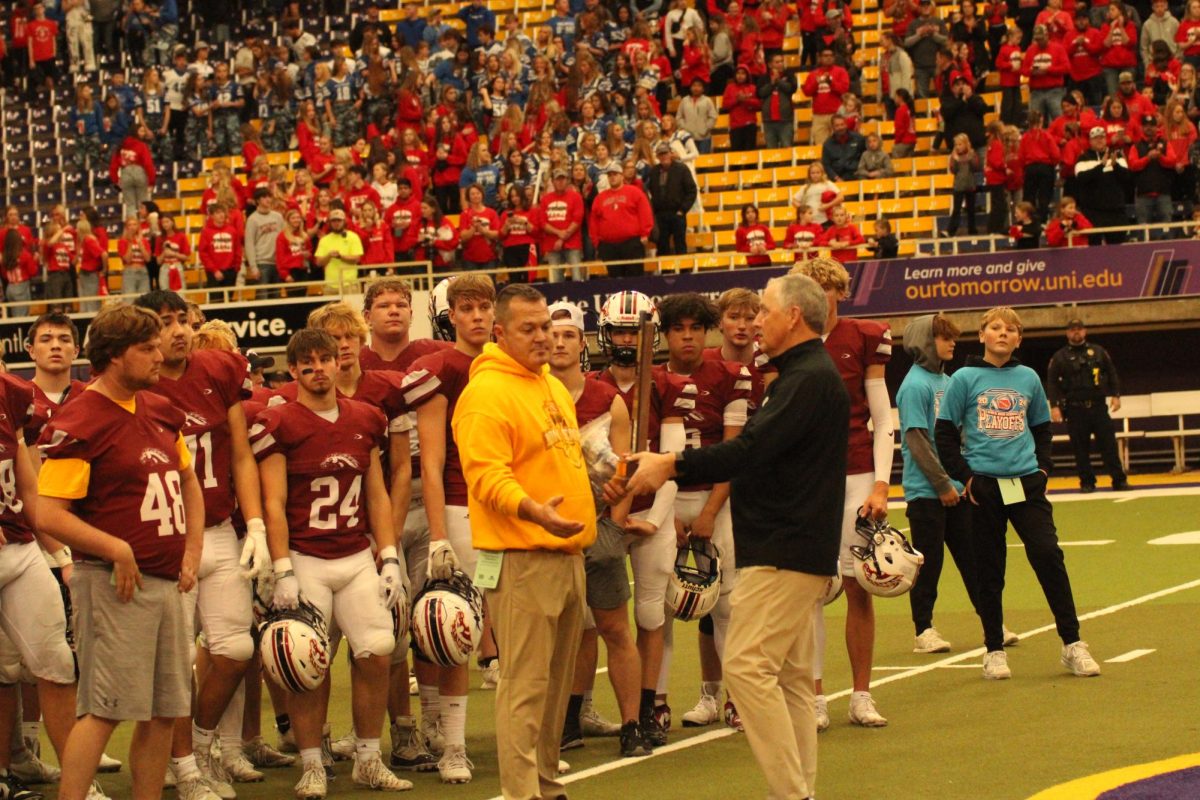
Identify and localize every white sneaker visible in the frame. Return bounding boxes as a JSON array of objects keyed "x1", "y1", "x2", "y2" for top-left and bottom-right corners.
[
  {"x1": 982, "y1": 650, "x2": 1012, "y2": 680},
  {"x1": 164, "y1": 765, "x2": 177, "y2": 788},
  {"x1": 10, "y1": 748, "x2": 61, "y2": 783},
  {"x1": 419, "y1": 716, "x2": 444, "y2": 757},
  {"x1": 352, "y1": 752, "x2": 413, "y2": 791},
  {"x1": 579, "y1": 700, "x2": 622, "y2": 736},
  {"x1": 558, "y1": 759, "x2": 570, "y2": 774},
  {"x1": 1062, "y1": 641, "x2": 1101, "y2": 677},
  {"x1": 294, "y1": 763, "x2": 327, "y2": 800},
  {"x1": 913, "y1": 627, "x2": 952, "y2": 654},
  {"x1": 1003, "y1": 626, "x2": 1020, "y2": 646},
  {"x1": 329, "y1": 730, "x2": 356, "y2": 761},
  {"x1": 85, "y1": 780, "x2": 112, "y2": 800},
  {"x1": 848, "y1": 694, "x2": 888, "y2": 727},
  {"x1": 480, "y1": 660, "x2": 500, "y2": 690},
  {"x1": 221, "y1": 752, "x2": 264, "y2": 783},
  {"x1": 437, "y1": 744, "x2": 473, "y2": 784},
  {"x1": 195, "y1": 749, "x2": 237, "y2": 799},
  {"x1": 814, "y1": 695, "x2": 830, "y2": 732},
  {"x1": 177, "y1": 776, "x2": 223, "y2": 800},
  {"x1": 97, "y1": 752, "x2": 122, "y2": 773},
  {"x1": 244, "y1": 737, "x2": 295, "y2": 769},
  {"x1": 681, "y1": 690, "x2": 721, "y2": 727}
]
